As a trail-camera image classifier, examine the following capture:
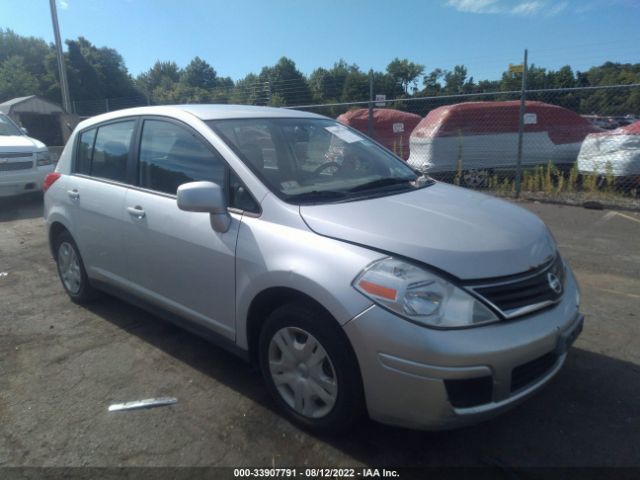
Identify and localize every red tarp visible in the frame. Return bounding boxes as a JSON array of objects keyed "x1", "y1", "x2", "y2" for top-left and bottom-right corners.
[
  {"x1": 595, "y1": 120, "x2": 640, "y2": 136},
  {"x1": 337, "y1": 108, "x2": 422, "y2": 160},
  {"x1": 411, "y1": 101, "x2": 601, "y2": 145}
]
